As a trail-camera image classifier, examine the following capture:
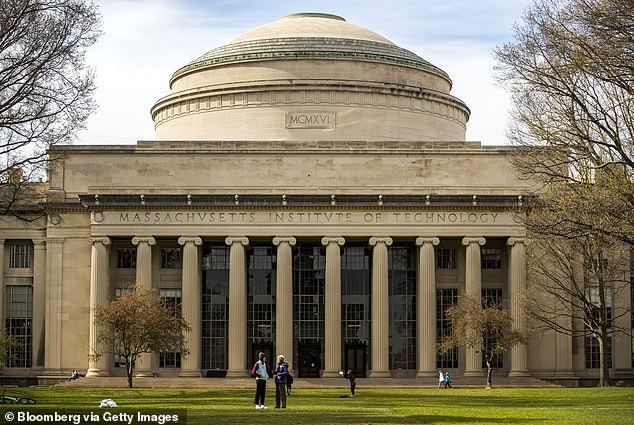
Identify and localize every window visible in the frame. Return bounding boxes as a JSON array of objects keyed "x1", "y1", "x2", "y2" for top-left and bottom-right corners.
[
  {"x1": 389, "y1": 245, "x2": 416, "y2": 370},
  {"x1": 437, "y1": 248, "x2": 456, "y2": 269},
  {"x1": 161, "y1": 248, "x2": 182, "y2": 269},
  {"x1": 481, "y1": 248, "x2": 502, "y2": 269},
  {"x1": 437, "y1": 289, "x2": 458, "y2": 369},
  {"x1": 202, "y1": 243, "x2": 230, "y2": 371},
  {"x1": 8, "y1": 242, "x2": 33, "y2": 269},
  {"x1": 5, "y1": 285, "x2": 32, "y2": 368},
  {"x1": 482, "y1": 288, "x2": 503, "y2": 368},
  {"x1": 585, "y1": 336, "x2": 612, "y2": 369},
  {"x1": 587, "y1": 286, "x2": 613, "y2": 328},
  {"x1": 113, "y1": 287, "x2": 134, "y2": 368},
  {"x1": 117, "y1": 248, "x2": 136, "y2": 269},
  {"x1": 159, "y1": 289, "x2": 182, "y2": 368},
  {"x1": 247, "y1": 245, "x2": 276, "y2": 346}
]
